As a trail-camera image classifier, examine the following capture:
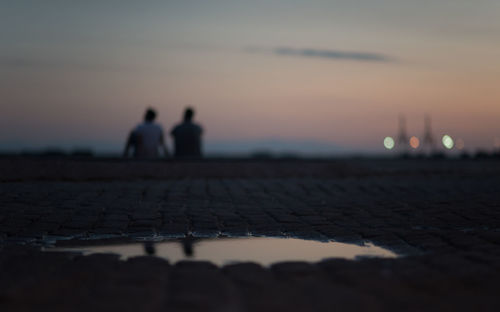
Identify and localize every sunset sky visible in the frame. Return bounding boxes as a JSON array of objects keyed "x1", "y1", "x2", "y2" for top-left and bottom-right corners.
[{"x1": 1, "y1": 0, "x2": 500, "y2": 154}]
